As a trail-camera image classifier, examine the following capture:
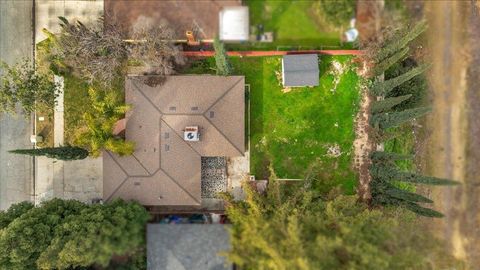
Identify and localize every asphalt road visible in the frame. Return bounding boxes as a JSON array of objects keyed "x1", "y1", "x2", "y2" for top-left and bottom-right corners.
[{"x1": 0, "y1": 1, "x2": 34, "y2": 210}]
